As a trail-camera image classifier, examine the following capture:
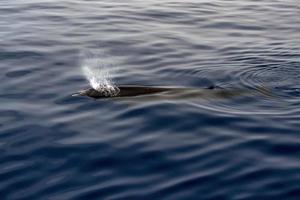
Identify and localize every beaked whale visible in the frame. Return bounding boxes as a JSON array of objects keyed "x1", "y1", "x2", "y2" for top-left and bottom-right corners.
[
  {"x1": 72, "y1": 84, "x2": 273, "y2": 100},
  {"x1": 72, "y1": 85, "x2": 216, "y2": 99}
]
